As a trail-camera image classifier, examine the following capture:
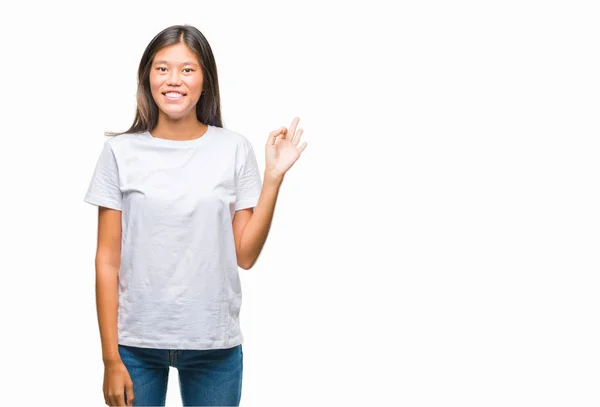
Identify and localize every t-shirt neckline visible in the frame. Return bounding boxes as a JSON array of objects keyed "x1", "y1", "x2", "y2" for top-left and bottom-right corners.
[{"x1": 142, "y1": 125, "x2": 215, "y2": 147}]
